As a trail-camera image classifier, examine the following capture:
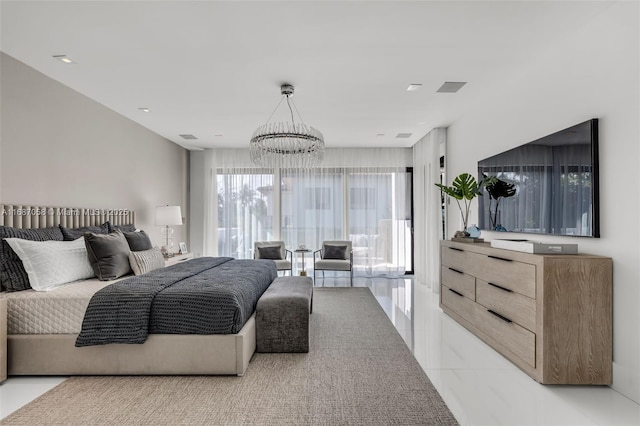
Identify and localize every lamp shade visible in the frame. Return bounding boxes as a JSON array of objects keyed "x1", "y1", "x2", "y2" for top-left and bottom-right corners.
[{"x1": 155, "y1": 205, "x2": 182, "y2": 226}]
